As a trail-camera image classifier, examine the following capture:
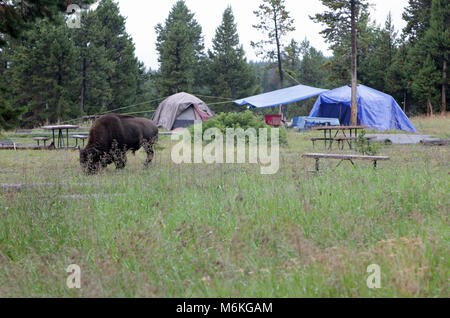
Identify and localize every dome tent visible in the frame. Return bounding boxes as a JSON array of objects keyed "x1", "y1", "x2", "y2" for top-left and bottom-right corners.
[
  {"x1": 309, "y1": 84, "x2": 417, "y2": 133},
  {"x1": 152, "y1": 92, "x2": 214, "y2": 131}
]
